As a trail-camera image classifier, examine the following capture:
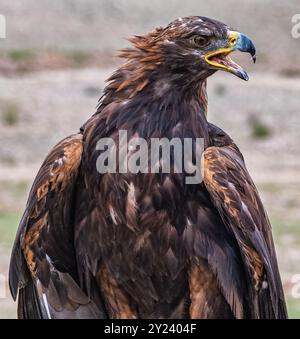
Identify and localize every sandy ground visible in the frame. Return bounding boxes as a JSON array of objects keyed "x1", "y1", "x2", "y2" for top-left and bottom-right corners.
[{"x1": 0, "y1": 68, "x2": 299, "y2": 317}]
